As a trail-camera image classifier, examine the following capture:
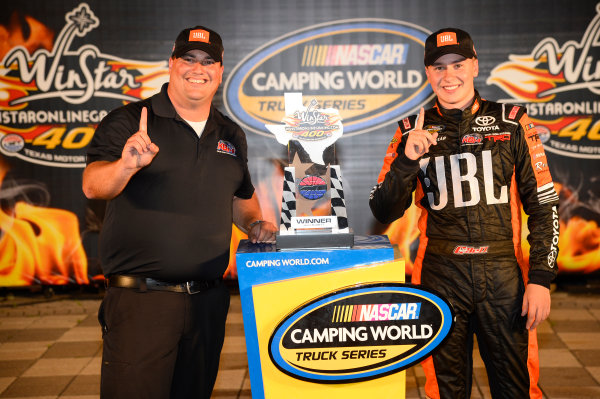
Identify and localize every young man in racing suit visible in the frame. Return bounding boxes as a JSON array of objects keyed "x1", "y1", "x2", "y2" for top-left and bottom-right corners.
[{"x1": 369, "y1": 28, "x2": 559, "y2": 398}]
